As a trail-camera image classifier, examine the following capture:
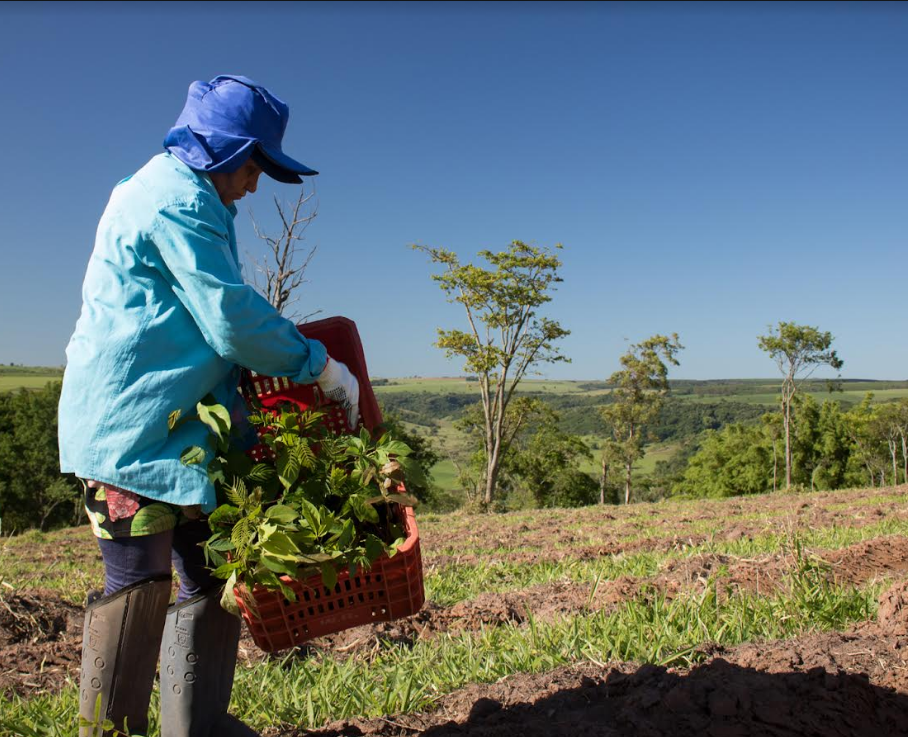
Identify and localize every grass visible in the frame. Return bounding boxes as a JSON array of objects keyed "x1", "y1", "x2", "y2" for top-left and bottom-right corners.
[
  {"x1": 372, "y1": 378, "x2": 595, "y2": 395},
  {"x1": 0, "y1": 563, "x2": 881, "y2": 735},
  {"x1": 1, "y1": 485, "x2": 905, "y2": 735},
  {"x1": 0, "y1": 375, "x2": 62, "y2": 392}
]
